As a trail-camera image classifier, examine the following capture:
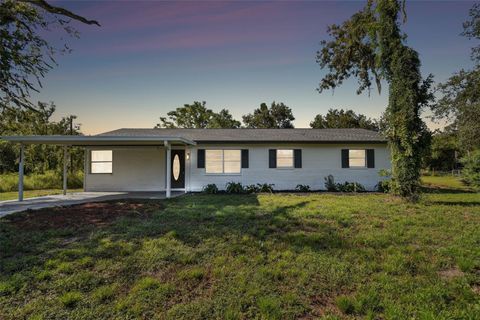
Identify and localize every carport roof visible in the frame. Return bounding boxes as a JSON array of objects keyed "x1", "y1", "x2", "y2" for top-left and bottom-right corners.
[{"x1": 0, "y1": 135, "x2": 196, "y2": 146}]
